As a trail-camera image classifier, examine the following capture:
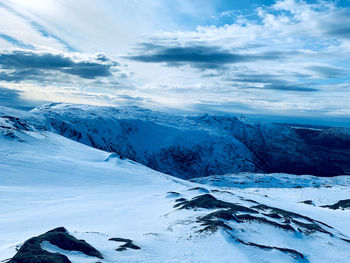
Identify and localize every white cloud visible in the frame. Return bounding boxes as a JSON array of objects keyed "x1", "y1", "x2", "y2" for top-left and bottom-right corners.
[{"x1": 0, "y1": 0, "x2": 349, "y2": 125}]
